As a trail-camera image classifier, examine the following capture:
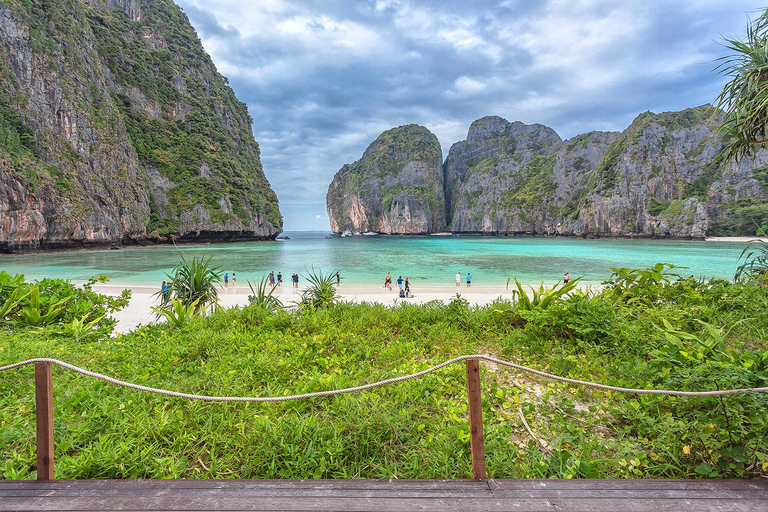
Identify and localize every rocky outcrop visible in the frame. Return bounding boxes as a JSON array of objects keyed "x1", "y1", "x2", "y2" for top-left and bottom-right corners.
[
  {"x1": 445, "y1": 106, "x2": 768, "y2": 237},
  {"x1": 326, "y1": 124, "x2": 446, "y2": 234},
  {"x1": 329, "y1": 106, "x2": 767, "y2": 237},
  {"x1": 0, "y1": 0, "x2": 281, "y2": 252}
]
